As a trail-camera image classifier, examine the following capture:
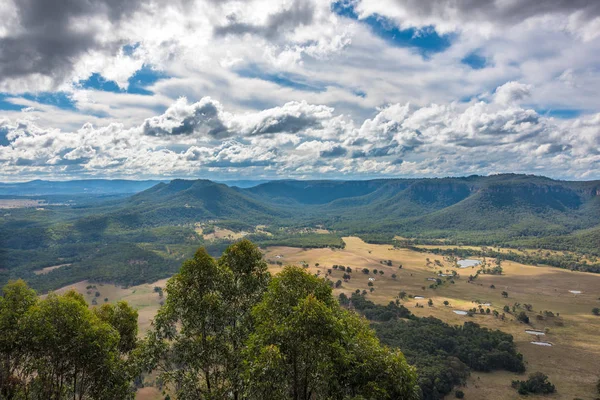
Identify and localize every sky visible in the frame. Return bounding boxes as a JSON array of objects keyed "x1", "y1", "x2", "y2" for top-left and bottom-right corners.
[{"x1": 1, "y1": 0, "x2": 599, "y2": 182}]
